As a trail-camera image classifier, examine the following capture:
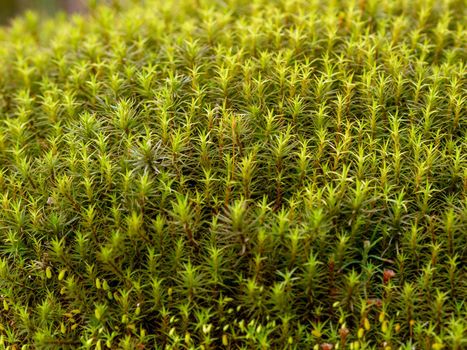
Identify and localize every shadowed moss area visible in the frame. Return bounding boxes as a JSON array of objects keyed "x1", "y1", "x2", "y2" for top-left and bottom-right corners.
[
  {"x1": 0, "y1": 1, "x2": 56, "y2": 24},
  {"x1": 0, "y1": 0, "x2": 87, "y2": 25},
  {"x1": 0, "y1": 0, "x2": 465, "y2": 349}
]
